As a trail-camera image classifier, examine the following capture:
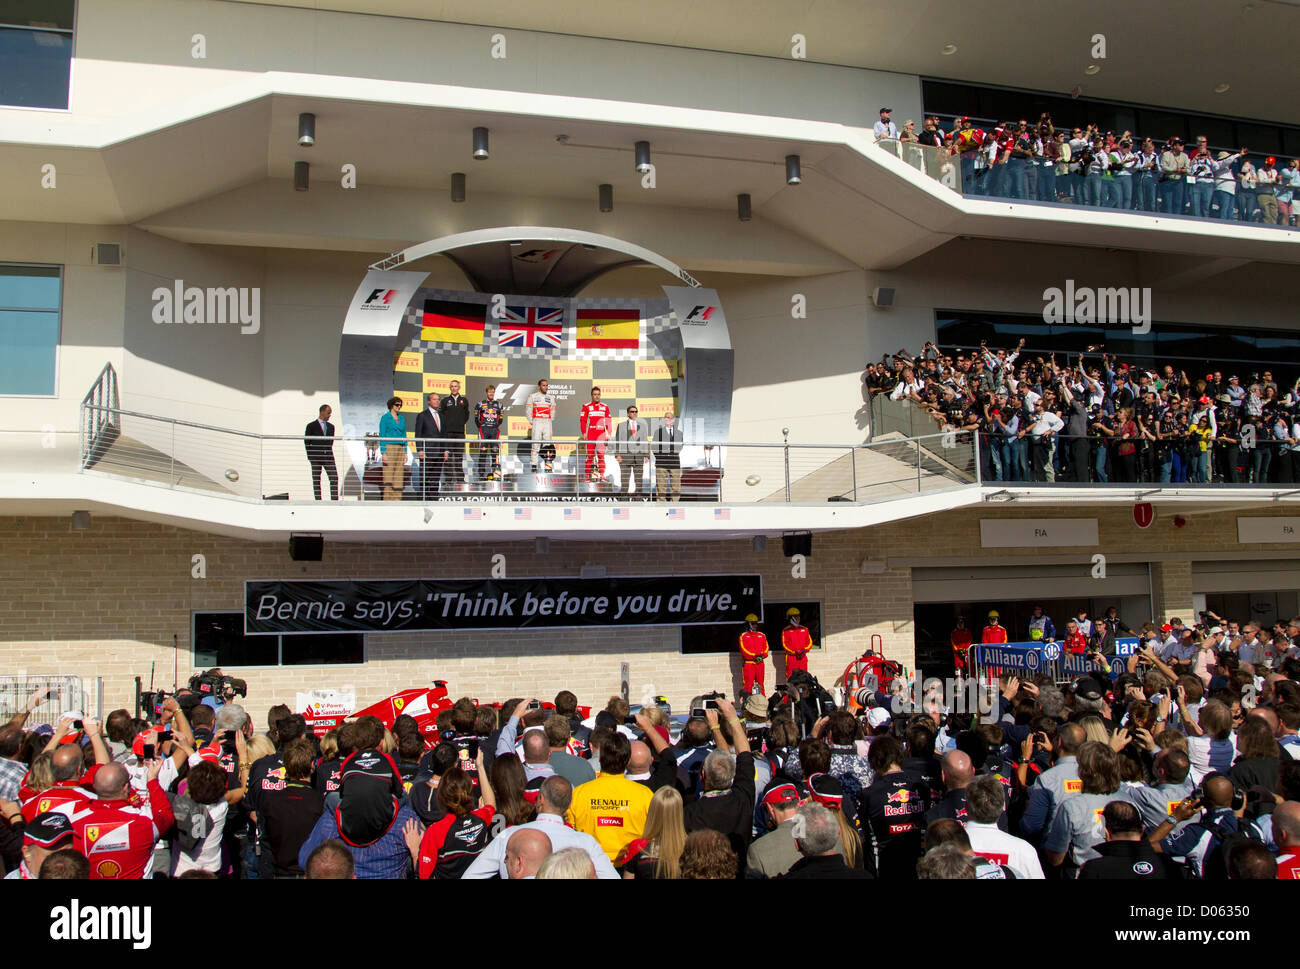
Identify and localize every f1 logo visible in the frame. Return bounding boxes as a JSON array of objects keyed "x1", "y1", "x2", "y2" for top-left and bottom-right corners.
[
  {"x1": 684, "y1": 305, "x2": 715, "y2": 322},
  {"x1": 364, "y1": 288, "x2": 398, "y2": 305}
]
